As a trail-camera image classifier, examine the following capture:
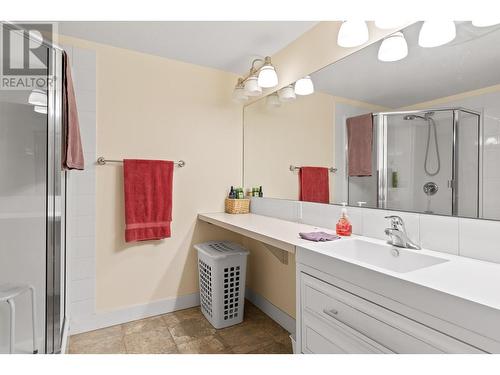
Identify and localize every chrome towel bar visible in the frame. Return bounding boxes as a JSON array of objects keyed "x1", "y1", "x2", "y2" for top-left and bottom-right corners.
[
  {"x1": 97, "y1": 157, "x2": 186, "y2": 168},
  {"x1": 289, "y1": 165, "x2": 337, "y2": 173}
]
